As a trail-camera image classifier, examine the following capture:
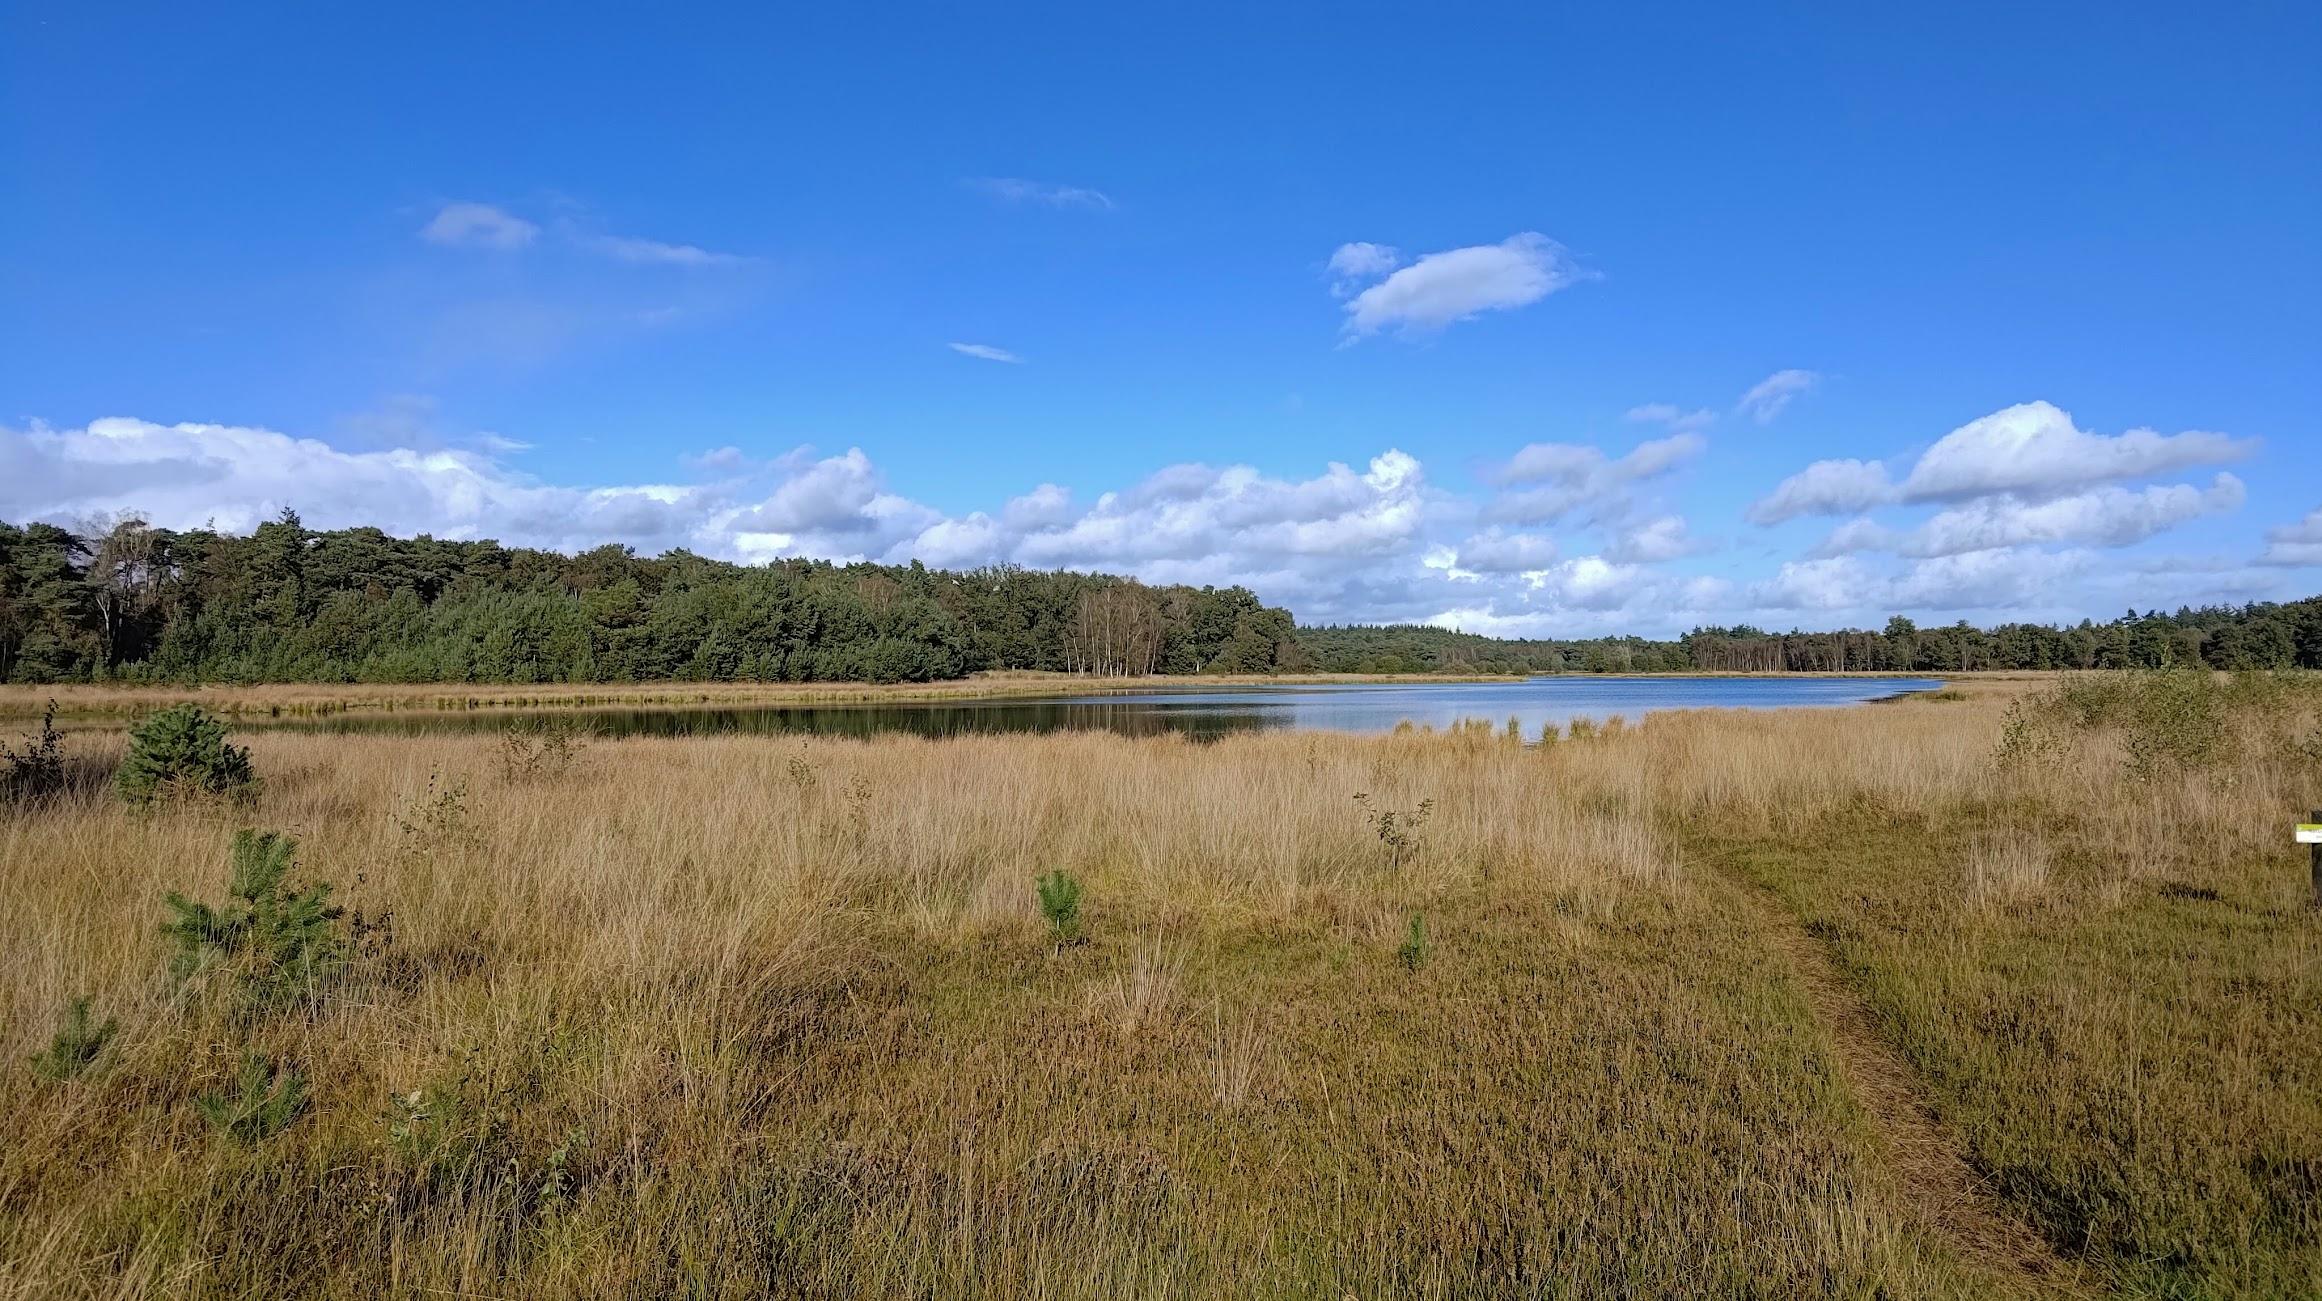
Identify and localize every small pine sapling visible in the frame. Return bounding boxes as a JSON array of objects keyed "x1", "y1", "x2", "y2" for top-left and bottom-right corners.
[
  {"x1": 1397, "y1": 913, "x2": 1431, "y2": 971},
  {"x1": 196, "y1": 1052, "x2": 309, "y2": 1141},
  {"x1": 1036, "y1": 869, "x2": 1084, "y2": 943},
  {"x1": 28, "y1": 996, "x2": 116, "y2": 1081},
  {"x1": 163, "y1": 830, "x2": 346, "y2": 1006},
  {"x1": 116, "y1": 704, "x2": 255, "y2": 805}
]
